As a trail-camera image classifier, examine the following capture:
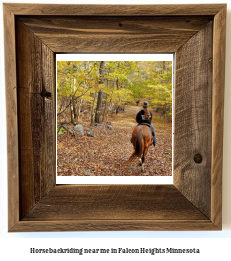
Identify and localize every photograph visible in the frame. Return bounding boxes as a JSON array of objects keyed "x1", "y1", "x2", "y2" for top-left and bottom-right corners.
[{"x1": 57, "y1": 57, "x2": 173, "y2": 177}]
